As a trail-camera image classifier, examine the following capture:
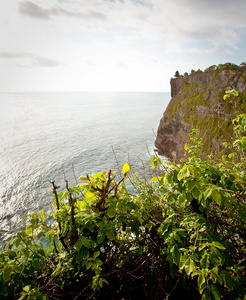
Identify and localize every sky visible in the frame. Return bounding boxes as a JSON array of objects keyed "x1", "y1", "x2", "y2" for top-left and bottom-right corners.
[{"x1": 0, "y1": 0, "x2": 246, "y2": 92}]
